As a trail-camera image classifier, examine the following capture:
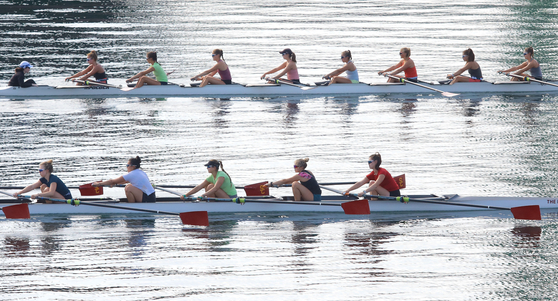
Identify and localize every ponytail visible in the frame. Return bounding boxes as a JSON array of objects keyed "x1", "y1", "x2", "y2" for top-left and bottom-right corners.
[
  {"x1": 40, "y1": 159, "x2": 54, "y2": 173},
  {"x1": 342, "y1": 50, "x2": 352, "y2": 61},
  {"x1": 213, "y1": 49, "x2": 225, "y2": 61},
  {"x1": 218, "y1": 160, "x2": 233, "y2": 188},
  {"x1": 88, "y1": 50, "x2": 98, "y2": 61},
  {"x1": 290, "y1": 52, "x2": 297, "y2": 63},
  {"x1": 463, "y1": 48, "x2": 475, "y2": 62},
  {"x1": 129, "y1": 156, "x2": 141, "y2": 169}
]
